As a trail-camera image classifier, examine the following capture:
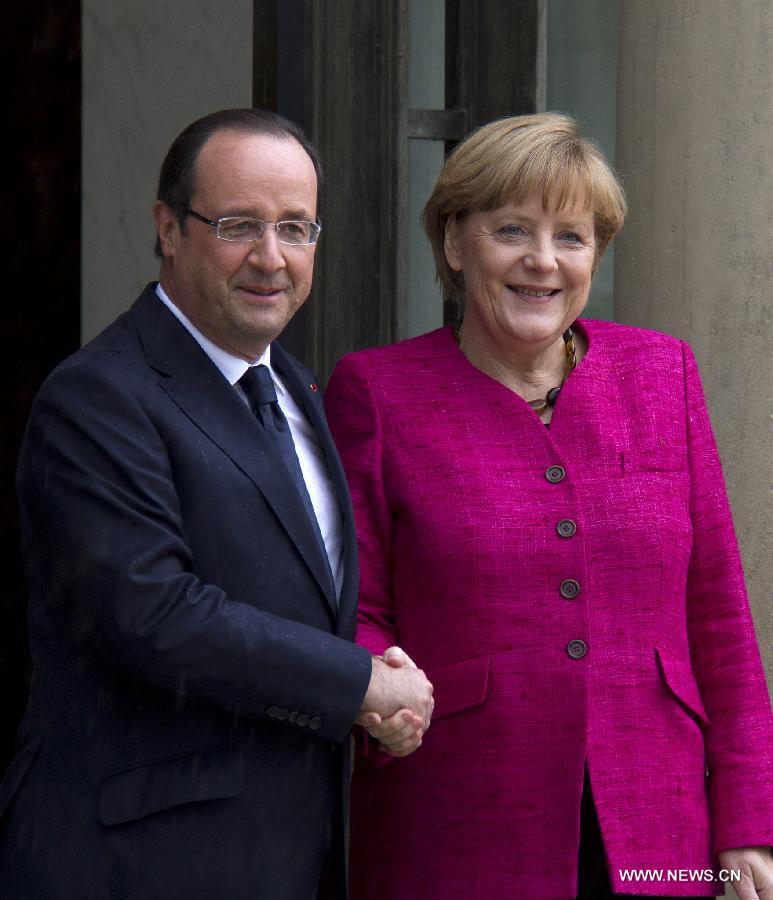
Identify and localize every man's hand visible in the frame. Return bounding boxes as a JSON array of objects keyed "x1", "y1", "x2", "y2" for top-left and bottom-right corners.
[
  {"x1": 718, "y1": 846, "x2": 773, "y2": 900},
  {"x1": 355, "y1": 647, "x2": 433, "y2": 756}
]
